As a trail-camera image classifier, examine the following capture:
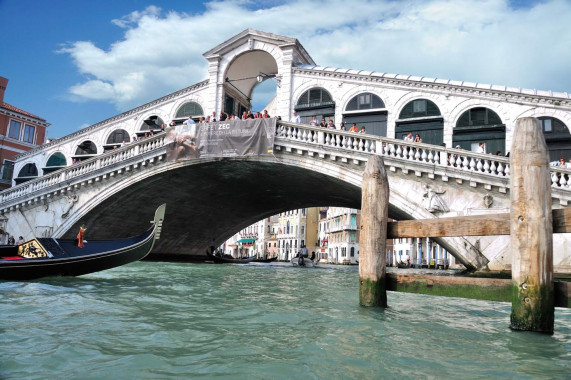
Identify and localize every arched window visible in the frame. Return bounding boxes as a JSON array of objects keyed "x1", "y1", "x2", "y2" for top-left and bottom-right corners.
[
  {"x1": 295, "y1": 87, "x2": 335, "y2": 124},
  {"x1": 74, "y1": 141, "x2": 98, "y2": 161},
  {"x1": 296, "y1": 88, "x2": 333, "y2": 108},
  {"x1": 43, "y1": 152, "x2": 67, "y2": 175},
  {"x1": 345, "y1": 92, "x2": 385, "y2": 111},
  {"x1": 175, "y1": 102, "x2": 204, "y2": 118},
  {"x1": 343, "y1": 92, "x2": 387, "y2": 137},
  {"x1": 396, "y1": 99, "x2": 443, "y2": 145},
  {"x1": 457, "y1": 107, "x2": 502, "y2": 128},
  {"x1": 398, "y1": 99, "x2": 441, "y2": 119},
  {"x1": 539, "y1": 116, "x2": 571, "y2": 162},
  {"x1": 104, "y1": 129, "x2": 130, "y2": 152},
  {"x1": 453, "y1": 107, "x2": 505, "y2": 154},
  {"x1": 139, "y1": 116, "x2": 164, "y2": 134},
  {"x1": 15, "y1": 163, "x2": 38, "y2": 184}
]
